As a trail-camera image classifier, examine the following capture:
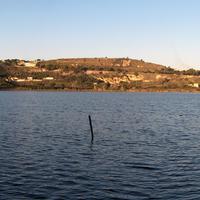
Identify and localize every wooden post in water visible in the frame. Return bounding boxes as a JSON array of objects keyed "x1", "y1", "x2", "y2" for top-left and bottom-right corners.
[{"x1": 88, "y1": 115, "x2": 94, "y2": 142}]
